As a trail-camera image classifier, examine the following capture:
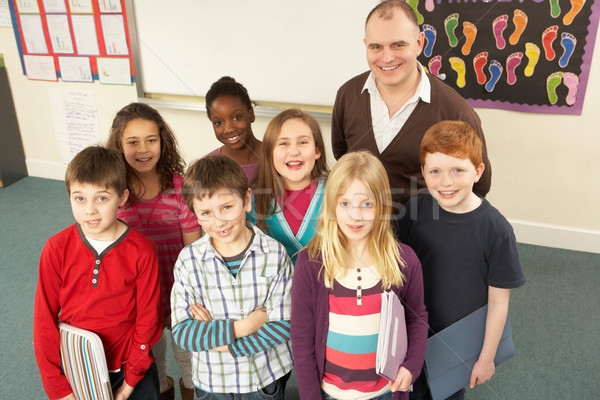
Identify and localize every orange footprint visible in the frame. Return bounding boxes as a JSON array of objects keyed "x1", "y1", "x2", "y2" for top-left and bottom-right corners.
[
  {"x1": 461, "y1": 22, "x2": 477, "y2": 55},
  {"x1": 509, "y1": 9, "x2": 528, "y2": 45},
  {"x1": 563, "y1": 0, "x2": 586, "y2": 25}
]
